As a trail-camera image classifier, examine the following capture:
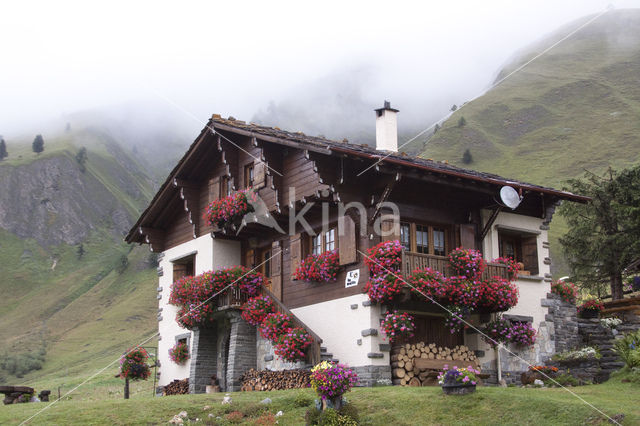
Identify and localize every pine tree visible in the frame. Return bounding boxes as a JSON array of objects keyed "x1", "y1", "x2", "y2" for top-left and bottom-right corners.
[
  {"x1": 76, "y1": 244, "x2": 85, "y2": 260},
  {"x1": 0, "y1": 138, "x2": 7, "y2": 160},
  {"x1": 450, "y1": 104, "x2": 458, "y2": 112},
  {"x1": 457, "y1": 116, "x2": 467, "y2": 127},
  {"x1": 433, "y1": 124, "x2": 440, "y2": 134},
  {"x1": 32, "y1": 134, "x2": 44, "y2": 154},
  {"x1": 462, "y1": 149, "x2": 473, "y2": 164},
  {"x1": 75, "y1": 147, "x2": 88, "y2": 172}
]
